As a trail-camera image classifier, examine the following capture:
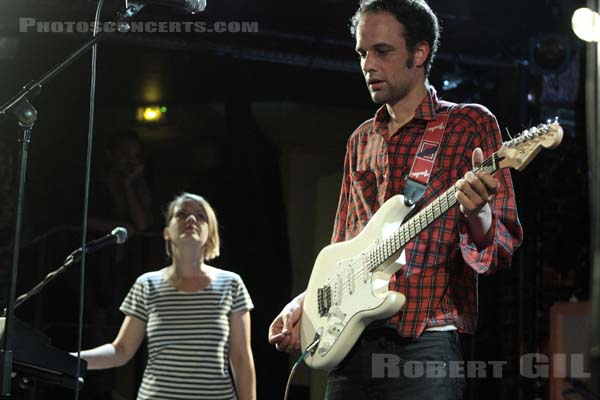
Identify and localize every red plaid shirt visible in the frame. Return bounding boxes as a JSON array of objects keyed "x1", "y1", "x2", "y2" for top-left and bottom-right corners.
[{"x1": 331, "y1": 87, "x2": 523, "y2": 338}]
